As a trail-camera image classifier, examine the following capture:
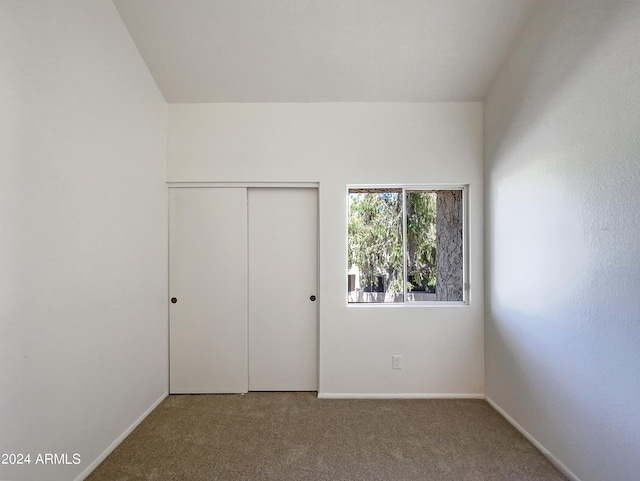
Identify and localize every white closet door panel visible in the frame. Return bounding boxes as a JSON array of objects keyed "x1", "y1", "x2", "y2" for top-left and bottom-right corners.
[
  {"x1": 169, "y1": 188, "x2": 248, "y2": 393},
  {"x1": 248, "y1": 188, "x2": 318, "y2": 391}
]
